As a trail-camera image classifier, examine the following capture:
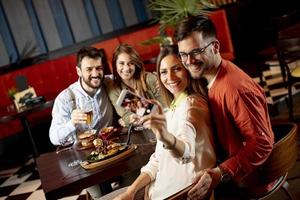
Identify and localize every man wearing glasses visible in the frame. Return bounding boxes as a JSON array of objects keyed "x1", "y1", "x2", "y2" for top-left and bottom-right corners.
[{"x1": 175, "y1": 15, "x2": 275, "y2": 199}]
